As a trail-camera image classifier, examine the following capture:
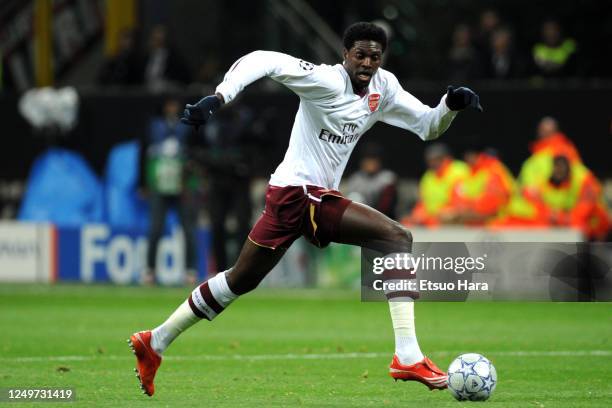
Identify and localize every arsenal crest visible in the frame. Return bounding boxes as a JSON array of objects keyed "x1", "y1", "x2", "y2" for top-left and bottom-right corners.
[{"x1": 368, "y1": 93, "x2": 381, "y2": 112}]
